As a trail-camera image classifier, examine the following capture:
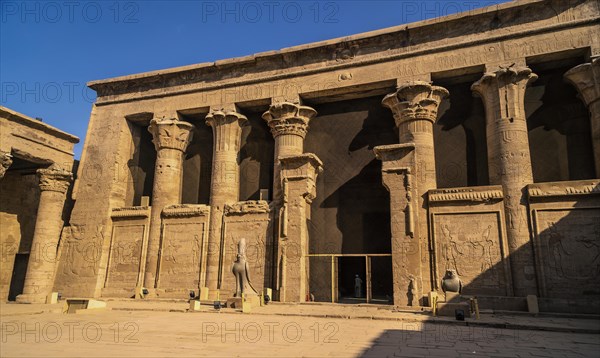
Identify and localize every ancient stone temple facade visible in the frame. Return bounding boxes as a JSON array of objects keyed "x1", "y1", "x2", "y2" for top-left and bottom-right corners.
[
  {"x1": 0, "y1": 106, "x2": 79, "y2": 303},
  {"x1": 5, "y1": 0, "x2": 598, "y2": 313}
]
